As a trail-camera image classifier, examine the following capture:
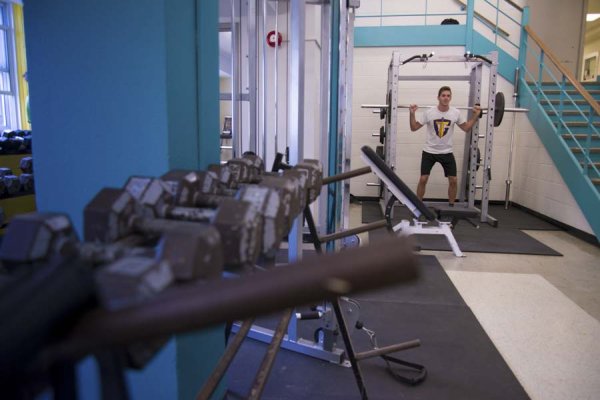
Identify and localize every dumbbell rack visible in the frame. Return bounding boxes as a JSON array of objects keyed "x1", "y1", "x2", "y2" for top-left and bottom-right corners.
[
  {"x1": 0, "y1": 153, "x2": 36, "y2": 234},
  {"x1": 373, "y1": 51, "x2": 501, "y2": 226}
]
